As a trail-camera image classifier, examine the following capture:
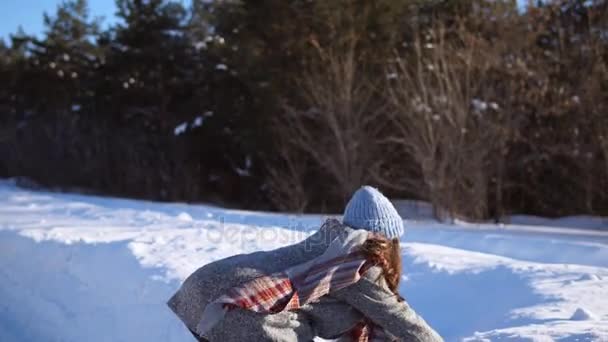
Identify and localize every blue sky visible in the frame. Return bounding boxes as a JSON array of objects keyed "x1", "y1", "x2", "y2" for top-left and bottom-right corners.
[
  {"x1": 0, "y1": 0, "x2": 197, "y2": 43},
  {"x1": 1, "y1": 0, "x2": 118, "y2": 41}
]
